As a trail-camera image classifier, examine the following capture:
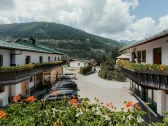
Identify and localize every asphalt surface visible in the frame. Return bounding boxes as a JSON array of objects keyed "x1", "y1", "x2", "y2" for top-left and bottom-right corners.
[{"x1": 74, "y1": 70, "x2": 138, "y2": 110}]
